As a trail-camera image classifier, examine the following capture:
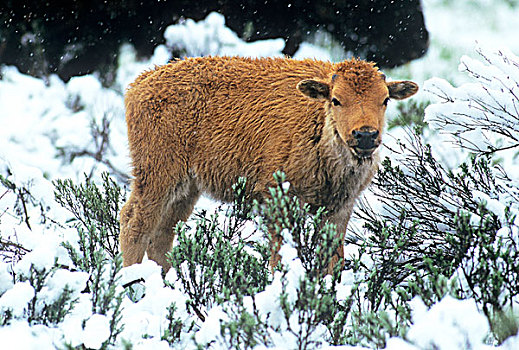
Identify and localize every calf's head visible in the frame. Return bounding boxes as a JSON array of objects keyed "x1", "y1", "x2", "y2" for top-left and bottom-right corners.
[{"x1": 297, "y1": 60, "x2": 418, "y2": 159}]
